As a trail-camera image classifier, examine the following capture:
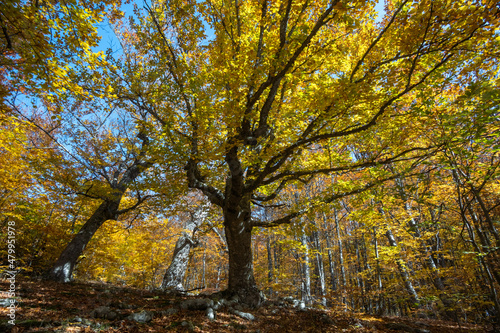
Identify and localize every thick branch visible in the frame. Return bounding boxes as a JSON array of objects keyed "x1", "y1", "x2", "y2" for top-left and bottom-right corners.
[
  {"x1": 185, "y1": 159, "x2": 225, "y2": 207},
  {"x1": 261, "y1": 144, "x2": 441, "y2": 187},
  {"x1": 253, "y1": 167, "x2": 430, "y2": 228}
]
